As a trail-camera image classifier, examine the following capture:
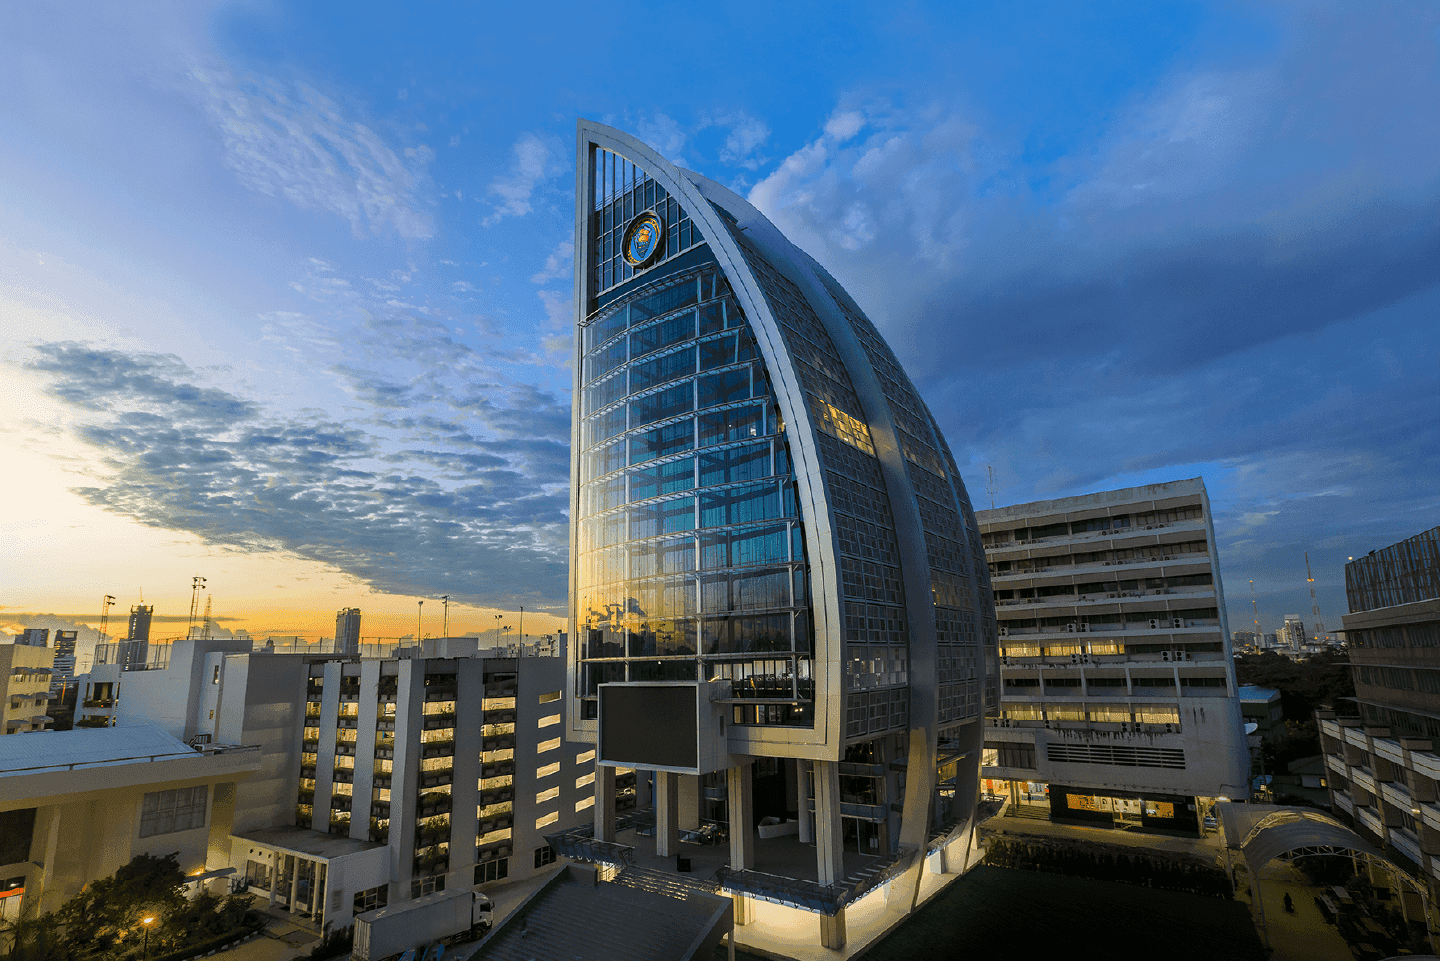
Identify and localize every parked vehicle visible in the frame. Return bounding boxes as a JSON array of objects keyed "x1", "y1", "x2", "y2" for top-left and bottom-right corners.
[{"x1": 353, "y1": 890, "x2": 493, "y2": 961}]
